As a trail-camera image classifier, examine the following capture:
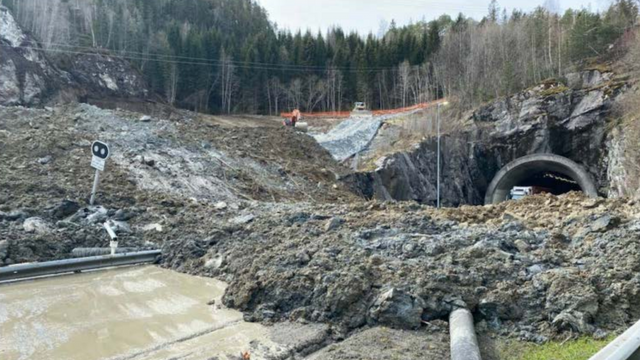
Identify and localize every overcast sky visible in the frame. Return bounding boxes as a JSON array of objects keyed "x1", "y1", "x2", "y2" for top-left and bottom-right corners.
[{"x1": 257, "y1": 0, "x2": 612, "y2": 35}]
